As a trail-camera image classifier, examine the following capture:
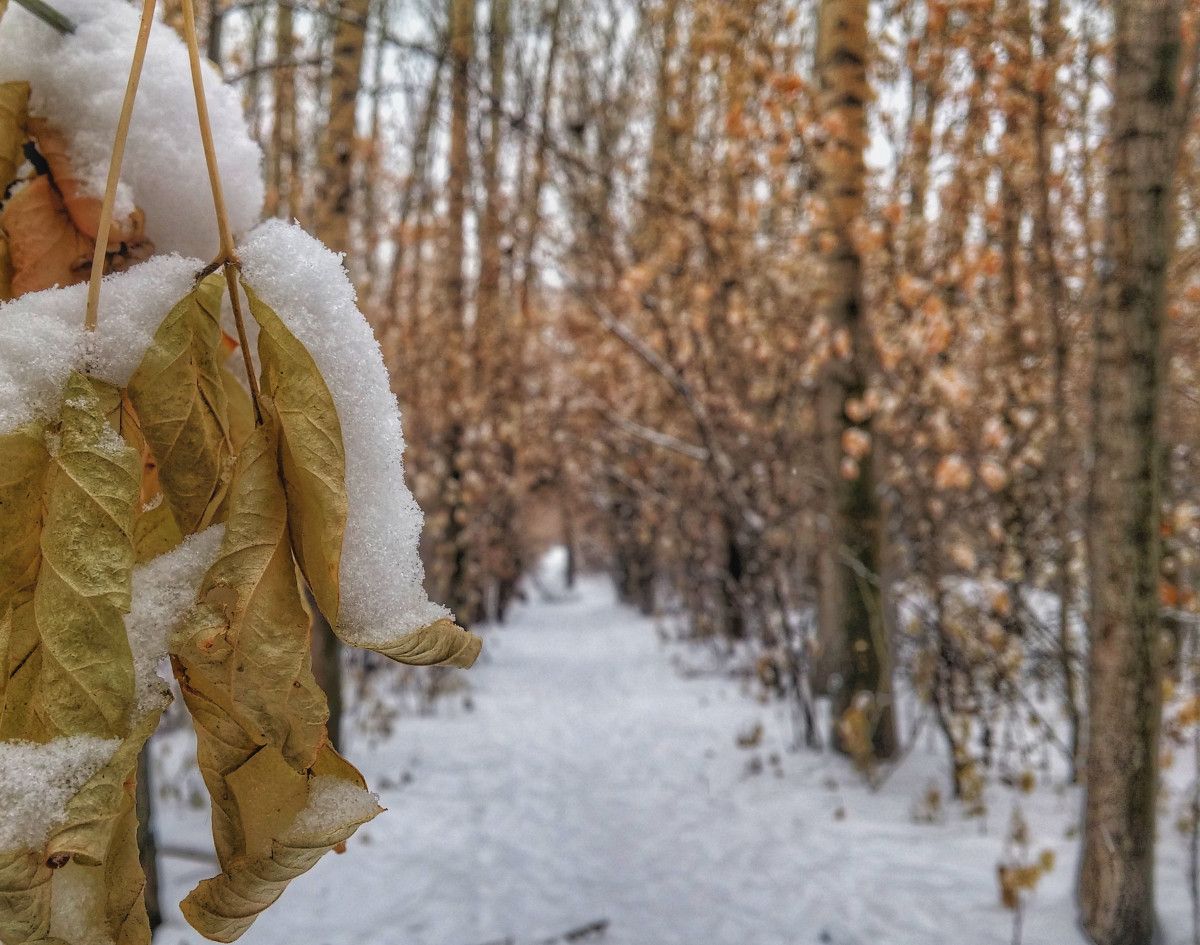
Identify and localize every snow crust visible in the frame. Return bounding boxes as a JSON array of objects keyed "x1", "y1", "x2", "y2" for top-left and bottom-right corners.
[
  {"x1": 239, "y1": 221, "x2": 451, "y2": 638},
  {"x1": 284, "y1": 777, "x2": 381, "y2": 840},
  {"x1": 0, "y1": 0, "x2": 264, "y2": 259},
  {"x1": 128, "y1": 524, "x2": 225, "y2": 710},
  {"x1": 0, "y1": 736, "x2": 119, "y2": 851},
  {"x1": 0, "y1": 255, "x2": 200, "y2": 434}
]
